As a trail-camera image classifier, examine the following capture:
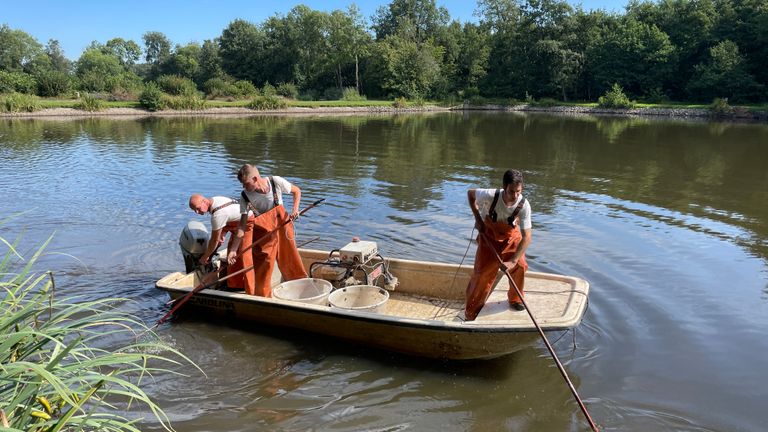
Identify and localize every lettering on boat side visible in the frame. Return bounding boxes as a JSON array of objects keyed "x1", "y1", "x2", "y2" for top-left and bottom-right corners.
[{"x1": 190, "y1": 296, "x2": 236, "y2": 310}]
